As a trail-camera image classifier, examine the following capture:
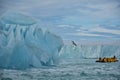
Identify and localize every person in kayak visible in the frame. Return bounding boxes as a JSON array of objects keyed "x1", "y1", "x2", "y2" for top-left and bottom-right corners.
[{"x1": 96, "y1": 55, "x2": 118, "y2": 62}]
